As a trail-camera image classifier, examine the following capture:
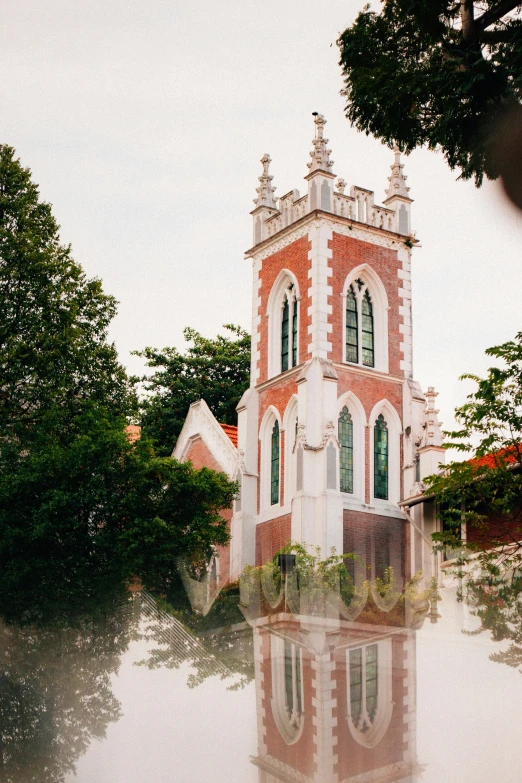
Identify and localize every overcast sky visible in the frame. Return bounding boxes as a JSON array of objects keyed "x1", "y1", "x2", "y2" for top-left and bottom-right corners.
[{"x1": 3, "y1": 0, "x2": 522, "y2": 438}]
